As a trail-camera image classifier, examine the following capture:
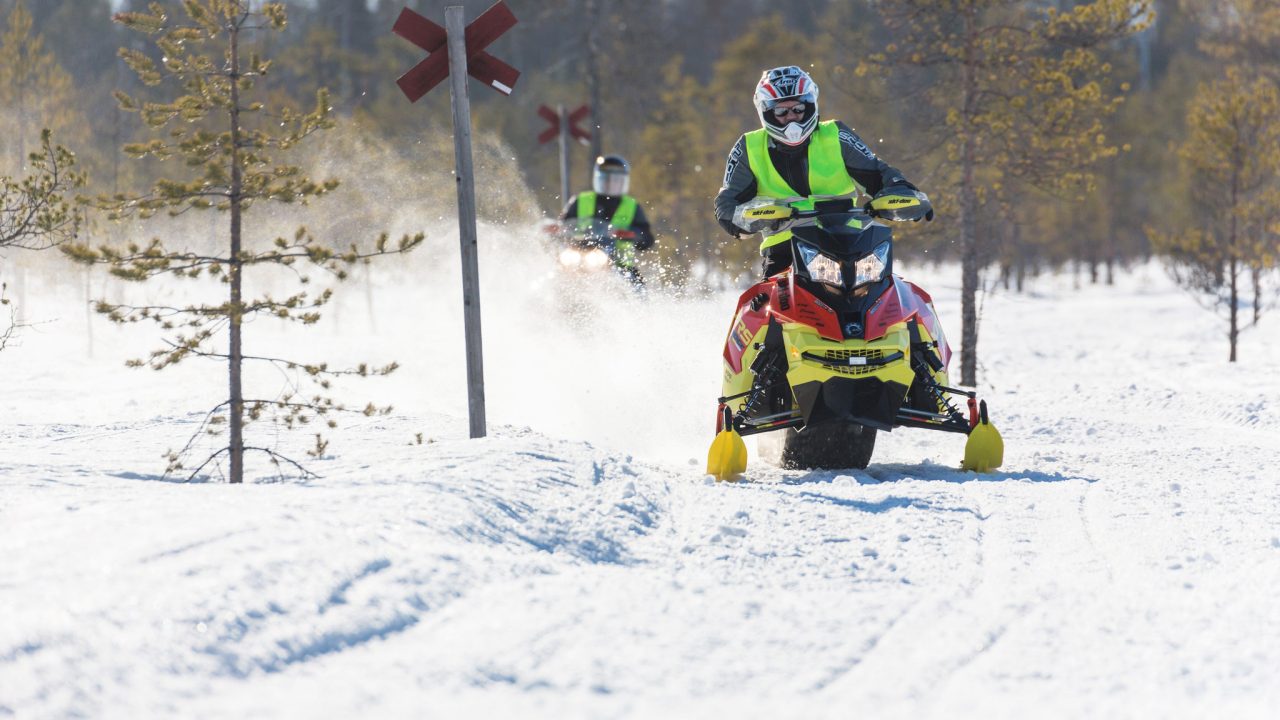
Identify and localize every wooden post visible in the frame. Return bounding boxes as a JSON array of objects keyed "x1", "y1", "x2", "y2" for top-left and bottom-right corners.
[
  {"x1": 558, "y1": 104, "x2": 571, "y2": 207},
  {"x1": 585, "y1": 0, "x2": 603, "y2": 160},
  {"x1": 445, "y1": 6, "x2": 487, "y2": 438}
]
